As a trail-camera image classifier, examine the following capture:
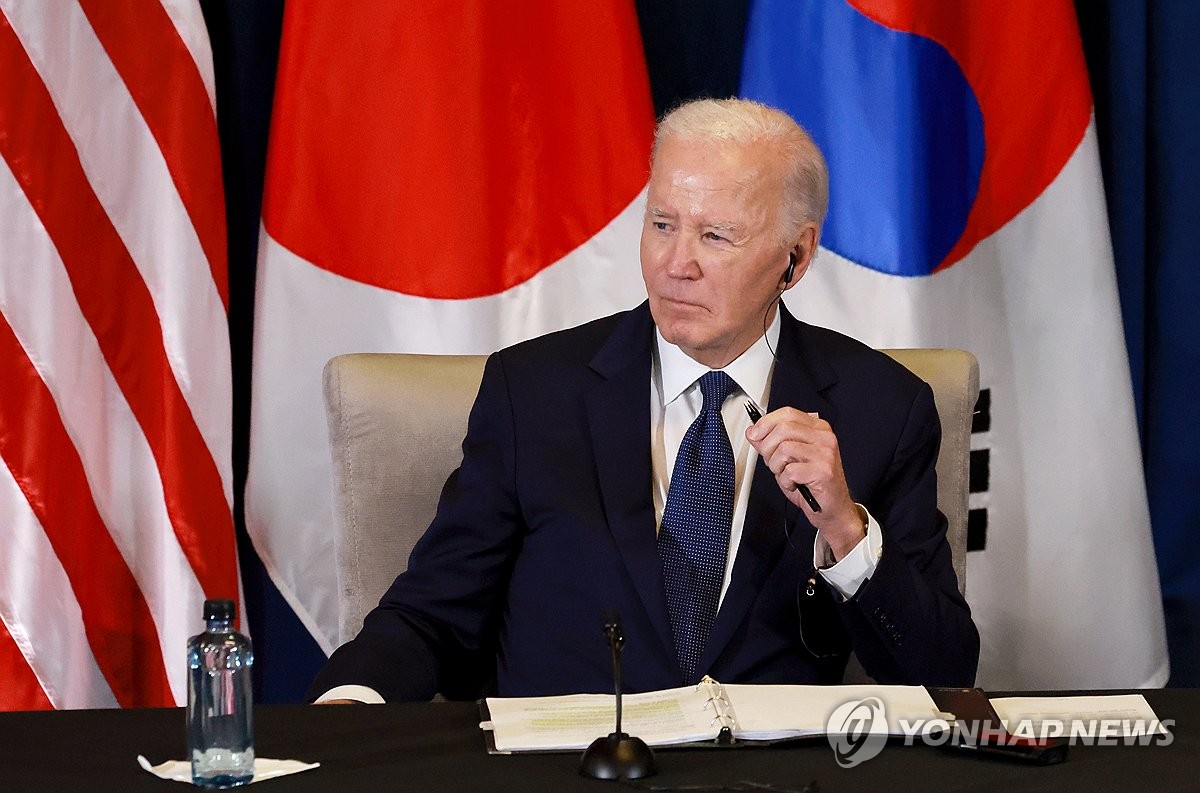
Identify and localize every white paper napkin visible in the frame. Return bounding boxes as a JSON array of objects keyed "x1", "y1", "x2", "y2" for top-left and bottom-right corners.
[{"x1": 137, "y1": 755, "x2": 320, "y2": 784}]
